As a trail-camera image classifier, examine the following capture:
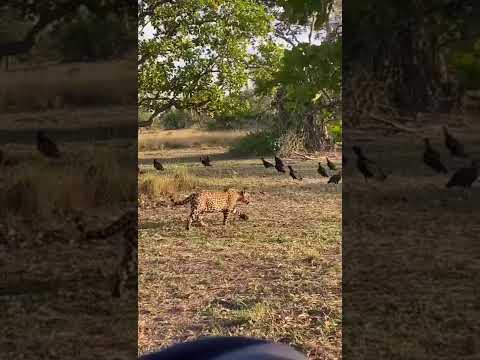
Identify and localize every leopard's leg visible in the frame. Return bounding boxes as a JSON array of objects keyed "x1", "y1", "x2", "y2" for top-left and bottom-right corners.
[
  {"x1": 186, "y1": 217, "x2": 193, "y2": 230},
  {"x1": 112, "y1": 257, "x2": 137, "y2": 297},
  {"x1": 112, "y1": 230, "x2": 137, "y2": 297},
  {"x1": 223, "y1": 210, "x2": 230, "y2": 225},
  {"x1": 198, "y1": 212, "x2": 208, "y2": 227},
  {"x1": 231, "y1": 208, "x2": 238, "y2": 223},
  {"x1": 187, "y1": 207, "x2": 201, "y2": 230},
  {"x1": 112, "y1": 257, "x2": 128, "y2": 297}
]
